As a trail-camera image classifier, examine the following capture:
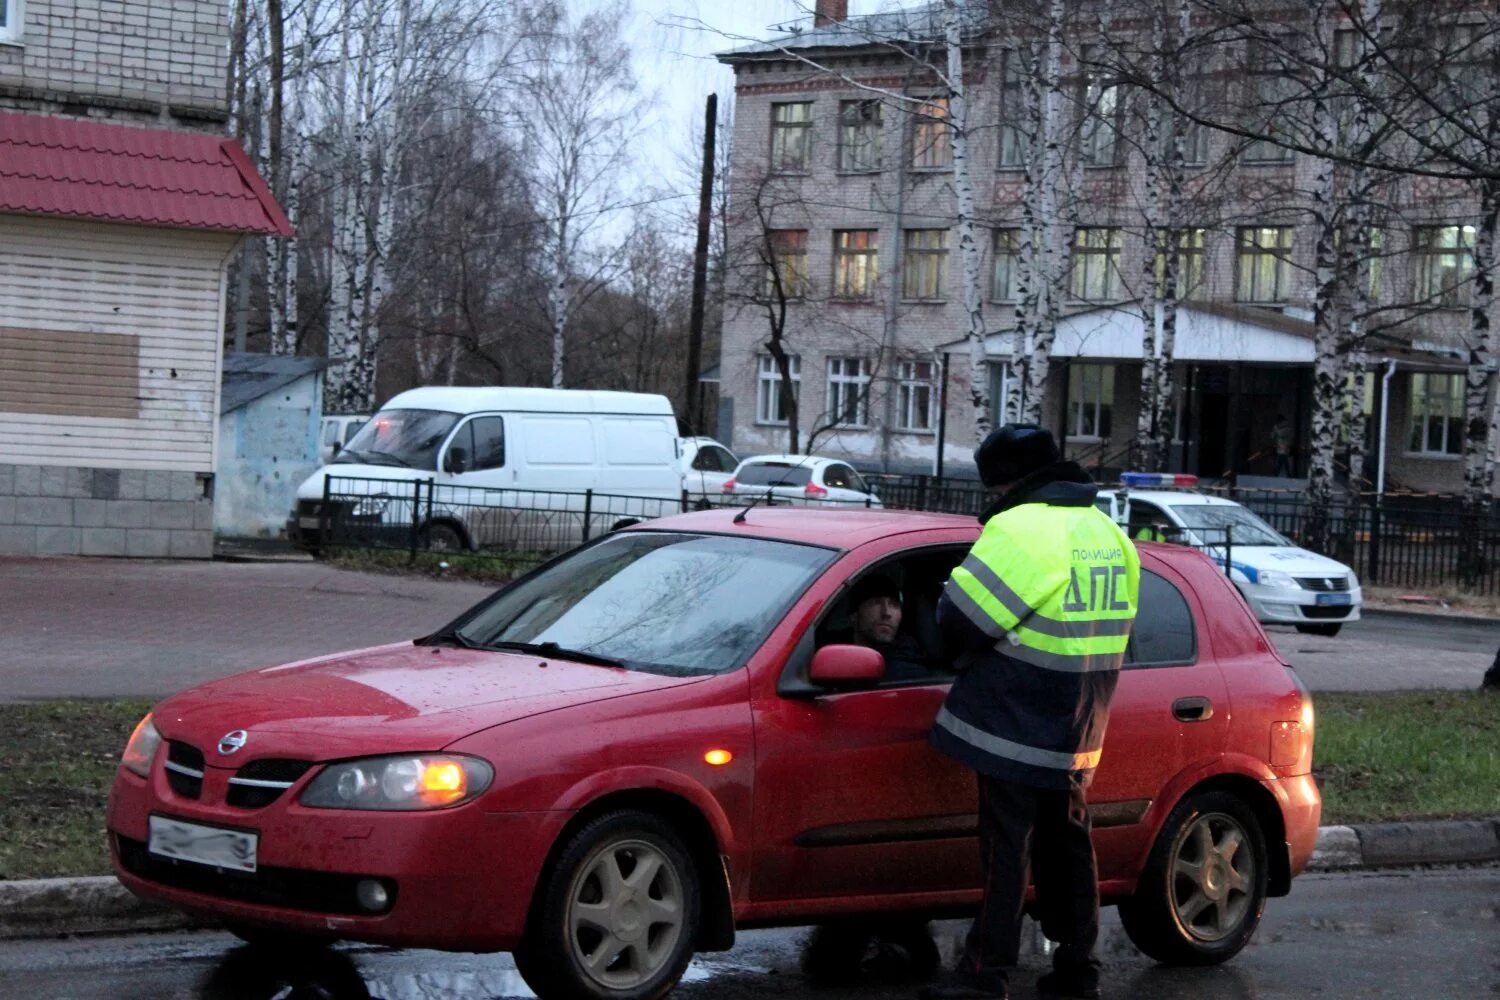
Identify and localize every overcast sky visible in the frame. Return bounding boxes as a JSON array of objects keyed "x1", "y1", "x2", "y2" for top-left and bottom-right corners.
[{"x1": 584, "y1": 0, "x2": 896, "y2": 221}]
